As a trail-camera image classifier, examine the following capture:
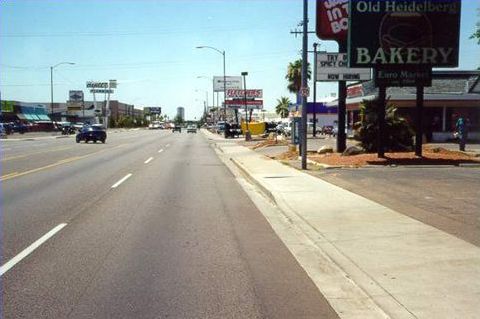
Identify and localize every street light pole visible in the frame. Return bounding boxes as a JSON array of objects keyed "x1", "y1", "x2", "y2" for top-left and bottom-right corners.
[
  {"x1": 195, "y1": 46, "x2": 227, "y2": 136},
  {"x1": 50, "y1": 62, "x2": 75, "y2": 121}
]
